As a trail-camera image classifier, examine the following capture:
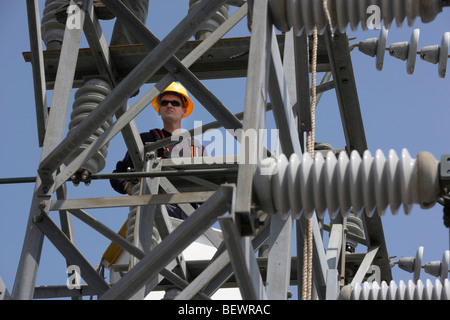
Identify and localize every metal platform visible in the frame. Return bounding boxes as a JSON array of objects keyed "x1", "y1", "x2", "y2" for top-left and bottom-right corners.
[{"x1": 23, "y1": 34, "x2": 332, "y2": 89}]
